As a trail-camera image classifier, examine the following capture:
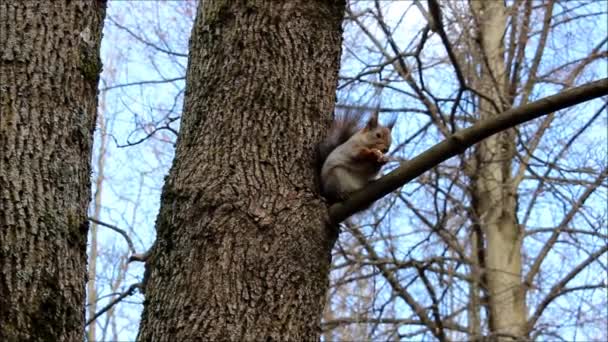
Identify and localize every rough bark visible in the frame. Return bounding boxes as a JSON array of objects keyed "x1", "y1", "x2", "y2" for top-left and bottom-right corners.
[
  {"x1": 469, "y1": 1, "x2": 527, "y2": 339},
  {"x1": 137, "y1": 1, "x2": 345, "y2": 341},
  {"x1": 0, "y1": 2, "x2": 106, "y2": 341}
]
